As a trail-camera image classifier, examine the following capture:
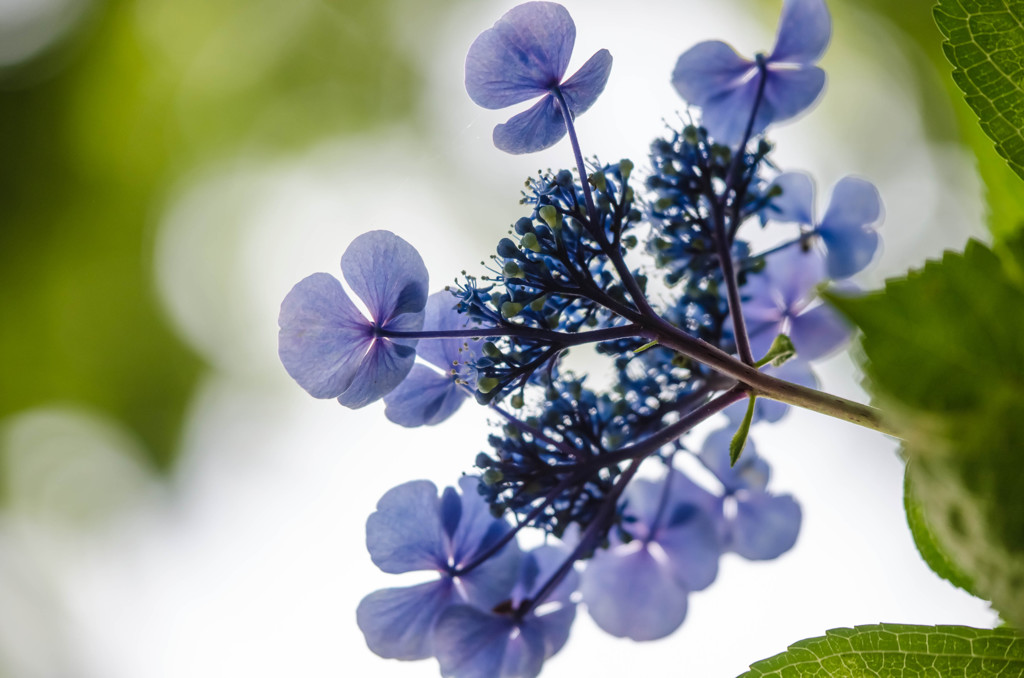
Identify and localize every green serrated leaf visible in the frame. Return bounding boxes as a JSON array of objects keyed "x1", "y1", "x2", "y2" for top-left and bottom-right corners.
[
  {"x1": 729, "y1": 396, "x2": 756, "y2": 467},
  {"x1": 903, "y1": 458, "x2": 978, "y2": 597},
  {"x1": 933, "y1": 0, "x2": 1024, "y2": 184},
  {"x1": 739, "y1": 624, "x2": 1024, "y2": 677},
  {"x1": 827, "y1": 234, "x2": 1024, "y2": 629},
  {"x1": 754, "y1": 333, "x2": 796, "y2": 368}
]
